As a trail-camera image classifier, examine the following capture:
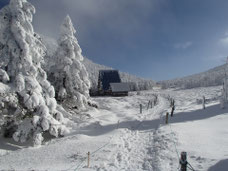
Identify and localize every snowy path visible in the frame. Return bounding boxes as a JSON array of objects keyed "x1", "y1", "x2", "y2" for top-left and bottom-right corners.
[
  {"x1": 84, "y1": 95, "x2": 170, "y2": 171},
  {"x1": 66, "y1": 93, "x2": 171, "y2": 171}
]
